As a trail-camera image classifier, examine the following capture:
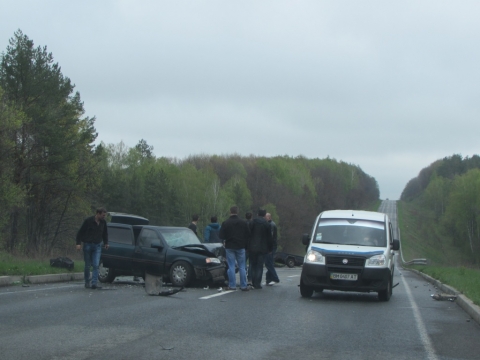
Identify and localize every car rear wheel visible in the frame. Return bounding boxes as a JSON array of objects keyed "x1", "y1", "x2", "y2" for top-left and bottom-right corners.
[
  {"x1": 98, "y1": 262, "x2": 116, "y2": 283},
  {"x1": 300, "y1": 278, "x2": 314, "y2": 298},
  {"x1": 169, "y1": 261, "x2": 193, "y2": 287},
  {"x1": 286, "y1": 257, "x2": 296, "y2": 268}
]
